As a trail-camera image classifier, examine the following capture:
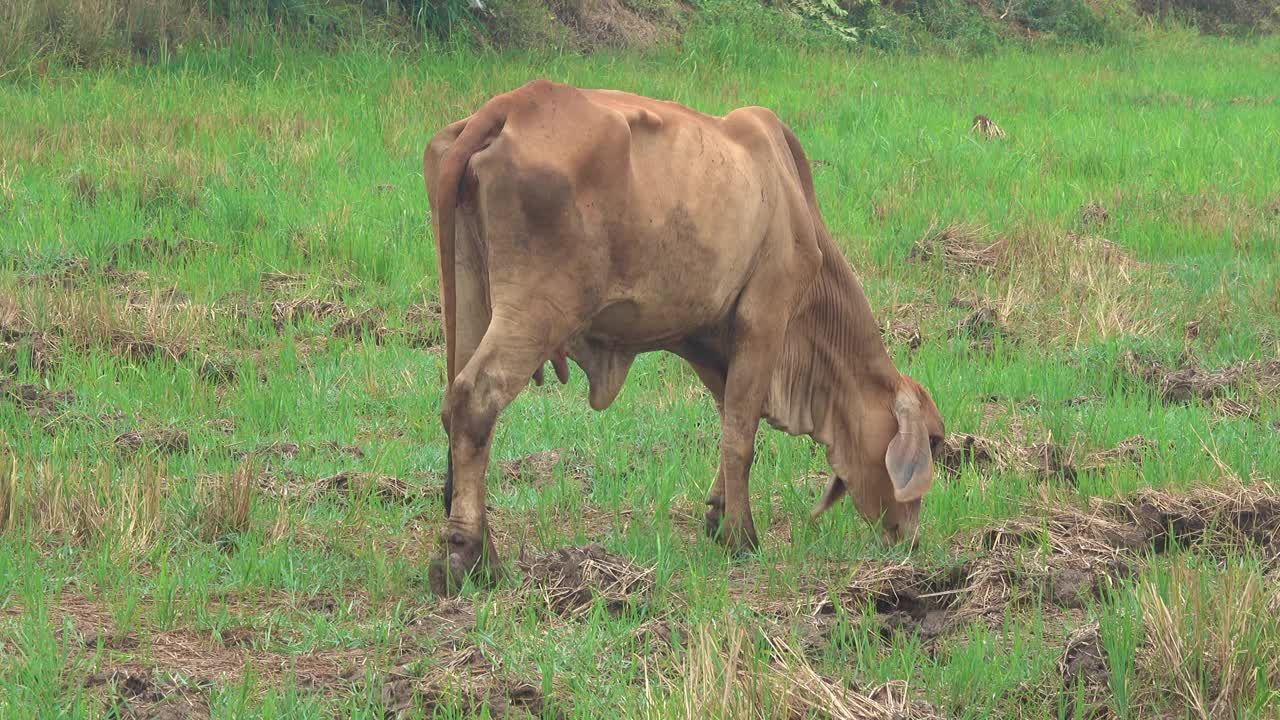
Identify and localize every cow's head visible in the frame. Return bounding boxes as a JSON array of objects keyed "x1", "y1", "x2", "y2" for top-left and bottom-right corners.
[{"x1": 811, "y1": 374, "x2": 945, "y2": 544}]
